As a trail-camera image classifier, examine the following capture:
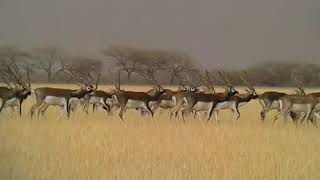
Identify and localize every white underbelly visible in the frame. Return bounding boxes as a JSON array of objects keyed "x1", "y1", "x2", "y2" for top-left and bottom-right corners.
[
  {"x1": 271, "y1": 101, "x2": 280, "y2": 109},
  {"x1": 214, "y1": 101, "x2": 235, "y2": 110},
  {"x1": 159, "y1": 100, "x2": 175, "y2": 108},
  {"x1": 90, "y1": 97, "x2": 105, "y2": 105},
  {"x1": 291, "y1": 104, "x2": 311, "y2": 112},
  {"x1": 126, "y1": 100, "x2": 147, "y2": 109},
  {"x1": 193, "y1": 102, "x2": 213, "y2": 111},
  {"x1": 69, "y1": 98, "x2": 82, "y2": 109},
  {"x1": 3, "y1": 97, "x2": 19, "y2": 107},
  {"x1": 44, "y1": 96, "x2": 67, "y2": 106}
]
